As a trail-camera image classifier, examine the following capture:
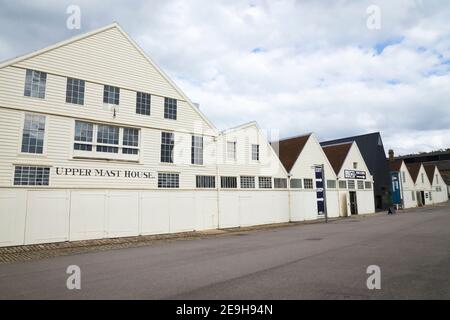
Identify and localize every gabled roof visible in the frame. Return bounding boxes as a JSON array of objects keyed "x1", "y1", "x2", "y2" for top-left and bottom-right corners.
[
  {"x1": 0, "y1": 22, "x2": 217, "y2": 134},
  {"x1": 322, "y1": 142, "x2": 353, "y2": 175},
  {"x1": 406, "y1": 163, "x2": 422, "y2": 183},
  {"x1": 423, "y1": 164, "x2": 436, "y2": 184},
  {"x1": 272, "y1": 134, "x2": 312, "y2": 172},
  {"x1": 388, "y1": 159, "x2": 403, "y2": 172}
]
